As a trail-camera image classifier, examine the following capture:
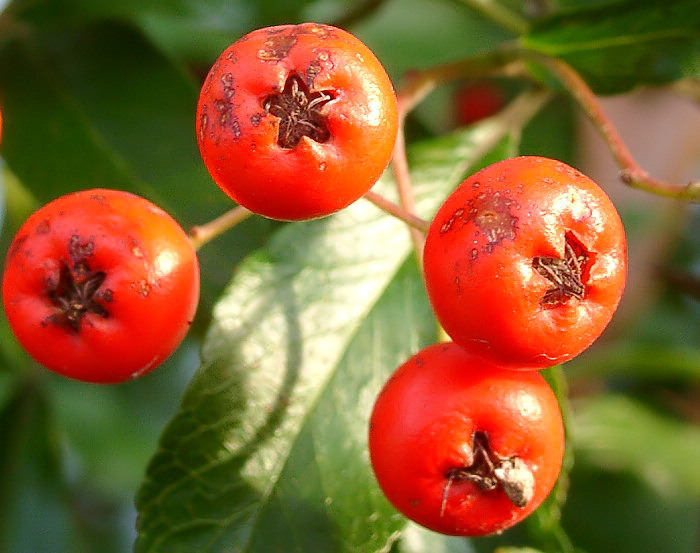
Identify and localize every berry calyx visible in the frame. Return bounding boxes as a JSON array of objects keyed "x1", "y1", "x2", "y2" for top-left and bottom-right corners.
[
  {"x1": 263, "y1": 74, "x2": 335, "y2": 148},
  {"x1": 444, "y1": 431, "x2": 535, "y2": 511},
  {"x1": 532, "y1": 231, "x2": 591, "y2": 306},
  {"x1": 47, "y1": 259, "x2": 108, "y2": 333}
]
